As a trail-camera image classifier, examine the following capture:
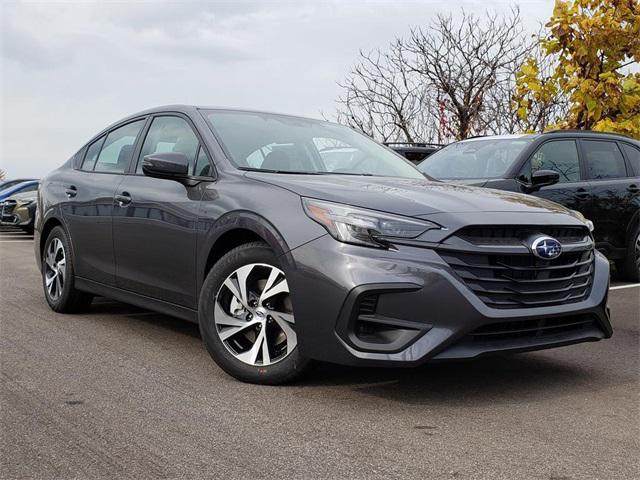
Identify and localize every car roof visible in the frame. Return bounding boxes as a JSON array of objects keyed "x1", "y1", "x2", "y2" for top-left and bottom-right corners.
[
  {"x1": 92, "y1": 105, "x2": 339, "y2": 145},
  {"x1": 0, "y1": 180, "x2": 39, "y2": 198},
  {"x1": 115, "y1": 104, "x2": 329, "y2": 125},
  {"x1": 459, "y1": 134, "x2": 537, "y2": 142},
  {"x1": 458, "y1": 131, "x2": 639, "y2": 145},
  {"x1": 0, "y1": 180, "x2": 38, "y2": 192}
]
